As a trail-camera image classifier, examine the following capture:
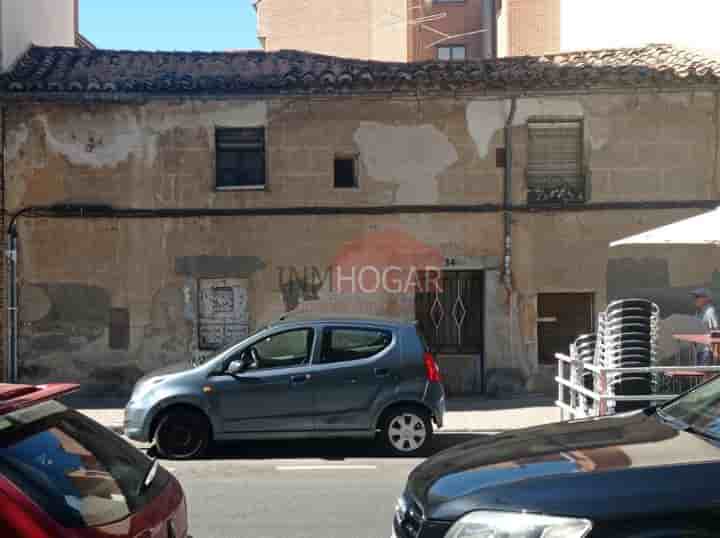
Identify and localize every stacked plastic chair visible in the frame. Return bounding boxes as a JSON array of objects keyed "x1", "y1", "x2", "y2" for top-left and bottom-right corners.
[
  {"x1": 573, "y1": 333, "x2": 597, "y2": 414},
  {"x1": 598, "y1": 299, "x2": 660, "y2": 413}
]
